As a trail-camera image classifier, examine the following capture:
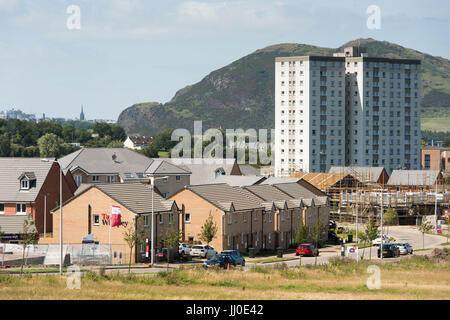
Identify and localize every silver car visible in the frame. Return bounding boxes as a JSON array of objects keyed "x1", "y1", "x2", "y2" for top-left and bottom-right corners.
[
  {"x1": 189, "y1": 245, "x2": 217, "y2": 259},
  {"x1": 397, "y1": 242, "x2": 413, "y2": 255}
]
